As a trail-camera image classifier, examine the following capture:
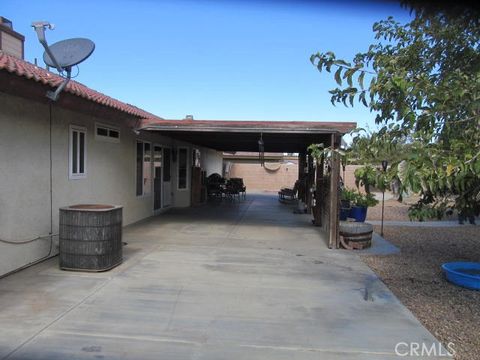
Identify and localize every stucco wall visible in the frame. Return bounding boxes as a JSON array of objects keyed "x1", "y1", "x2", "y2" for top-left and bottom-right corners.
[
  {"x1": 228, "y1": 161, "x2": 299, "y2": 191},
  {"x1": 342, "y1": 165, "x2": 363, "y2": 191},
  {"x1": 203, "y1": 148, "x2": 223, "y2": 176},
  {"x1": 0, "y1": 92, "x2": 222, "y2": 276}
]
